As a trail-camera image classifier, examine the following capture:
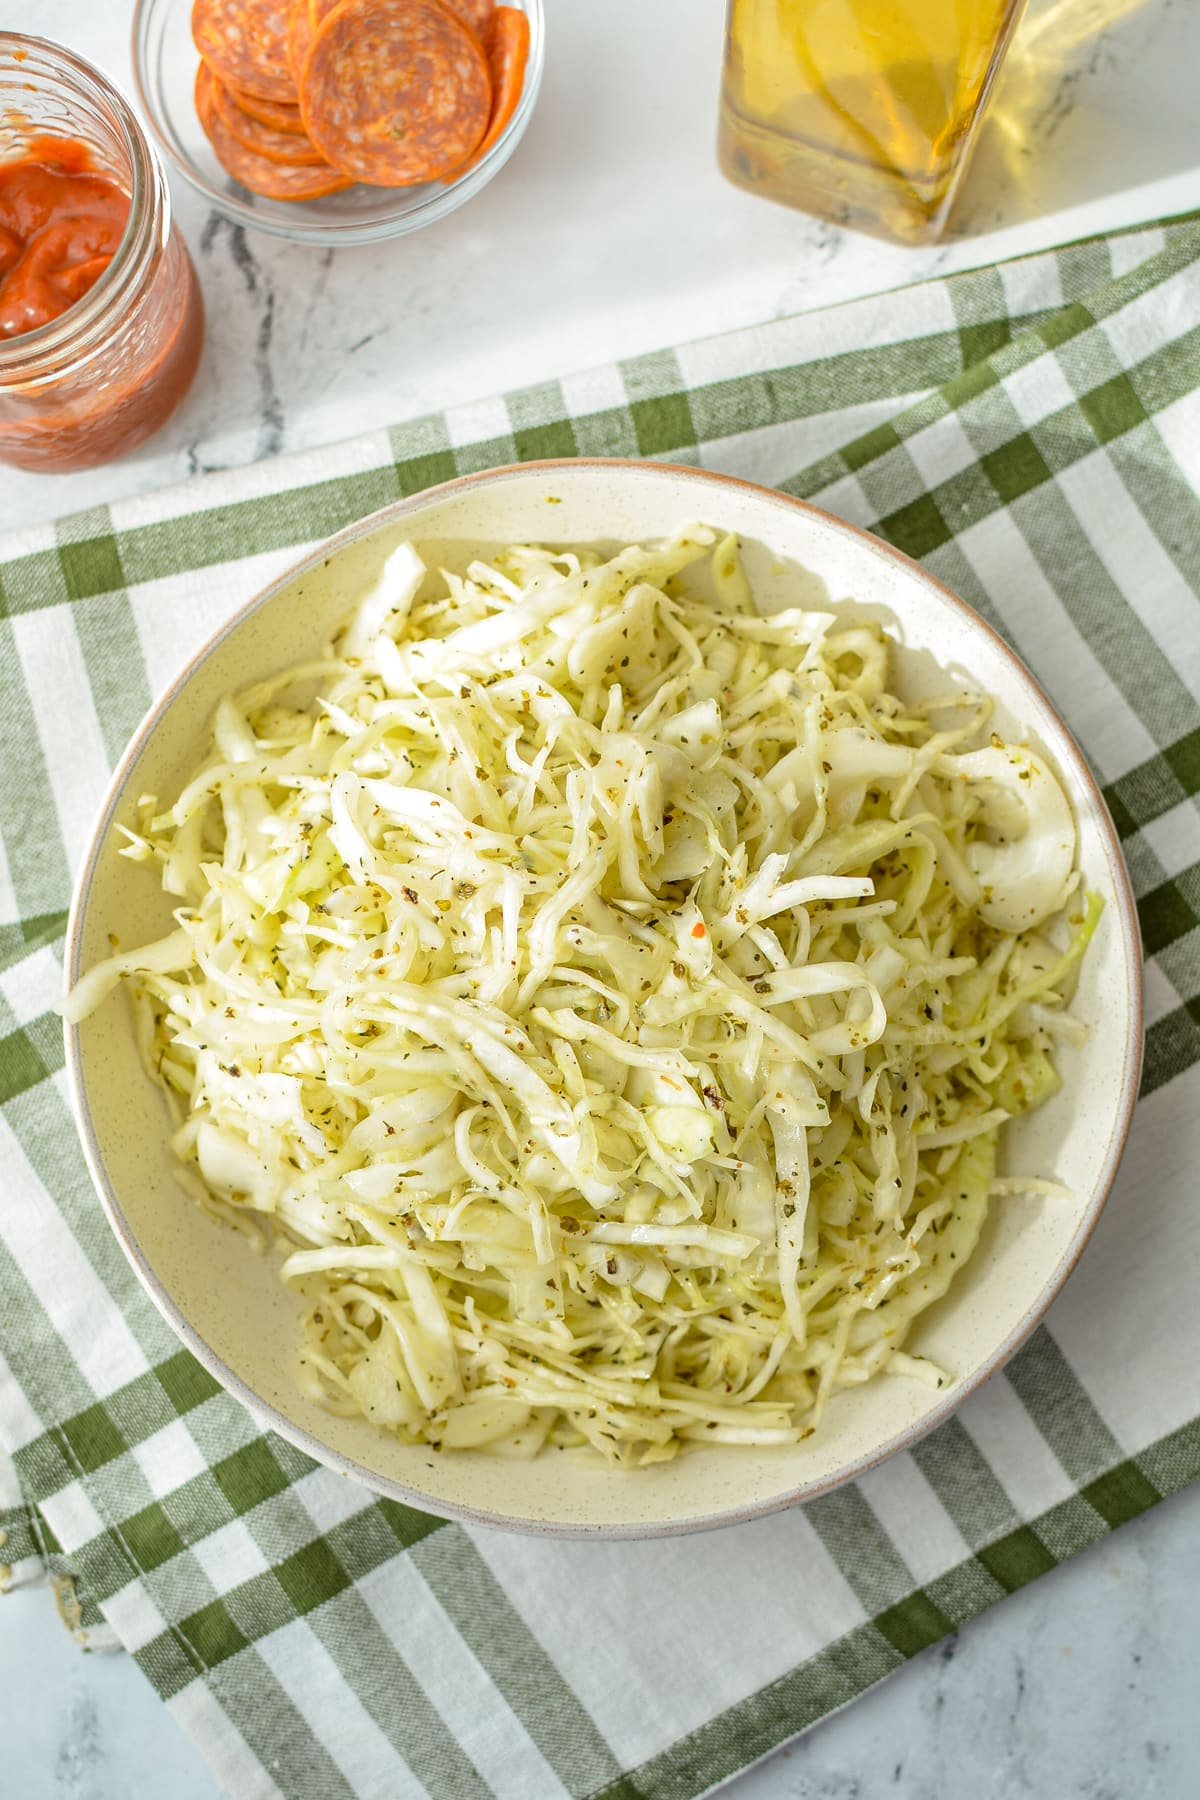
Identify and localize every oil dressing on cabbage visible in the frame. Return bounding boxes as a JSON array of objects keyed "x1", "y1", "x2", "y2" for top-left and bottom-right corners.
[{"x1": 65, "y1": 529, "x2": 1098, "y2": 1465}]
